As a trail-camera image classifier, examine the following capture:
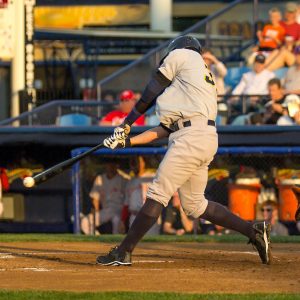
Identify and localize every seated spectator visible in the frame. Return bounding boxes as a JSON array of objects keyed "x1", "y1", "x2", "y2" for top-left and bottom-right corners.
[
  {"x1": 122, "y1": 156, "x2": 160, "y2": 235},
  {"x1": 280, "y1": 2, "x2": 300, "y2": 43},
  {"x1": 232, "y1": 54, "x2": 275, "y2": 96},
  {"x1": 260, "y1": 200, "x2": 289, "y2": 236},
  {"x1": 163, "y1": 192, "x2": 193, "y2": 235},
  {"x1": 284, "y1": 45, "x2": 300, "y2": 95},
  {"x1": 202, "y1": 48, "x2": 227, "y2": 95},
  {"x1": 263, "y1": 78, "x2": 286, "y2": 124},
  {"x1": 100, "y1": 90, "x2": 145, "y2": 126},
  {"x1": 262, "y1": 35, "x2": 296, "y2": 71},
  {"x1": 230, "y1": 77, "x2": 283, "y2": 125},
  {"x1": 81, "y1": 161, "x2": 127, "y2": 235},
  {"x1": 249, "y1": 3, "x2": 299, "y2": 71},
  {"x1": 277, "y1": 94, "x2": 300, "y2": 125},
  {"x1": 257, "y1": 8, "x2": 286, "y2": 52}
]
